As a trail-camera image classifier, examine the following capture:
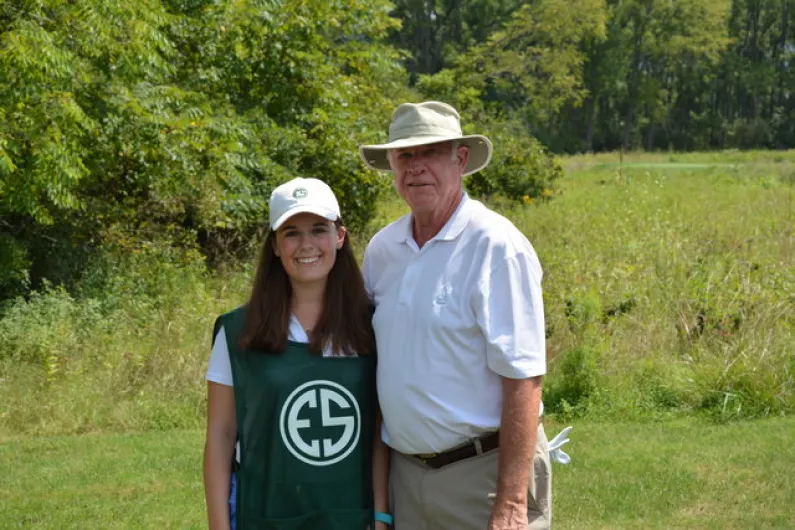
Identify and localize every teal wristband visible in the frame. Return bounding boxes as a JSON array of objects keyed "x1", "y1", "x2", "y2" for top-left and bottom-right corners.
[{"x1": 375, "y1": 511, "x2": 393, "y2": 525}]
